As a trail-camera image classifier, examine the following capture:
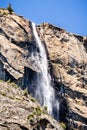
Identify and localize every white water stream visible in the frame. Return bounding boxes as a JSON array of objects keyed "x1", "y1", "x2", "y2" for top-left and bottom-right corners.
[{"x1": 32, "y1": 23, "x2": 59, "y2": 119}]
